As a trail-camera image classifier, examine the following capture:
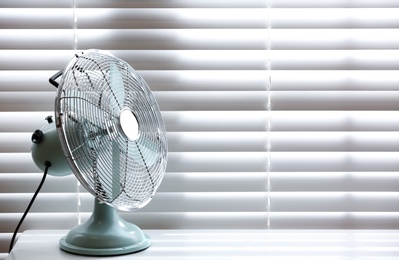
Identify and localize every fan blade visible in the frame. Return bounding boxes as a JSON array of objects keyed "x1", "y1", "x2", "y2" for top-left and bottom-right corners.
[
  {"x1": 109, "y1": 63, "x2": 125, "y2": 109},
  {"x1": 132, "y1": 136, "x2": 161, "y2": 170},
  {"x1": 94, "y1": 137, "x2": 123, "y2": 202}
]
